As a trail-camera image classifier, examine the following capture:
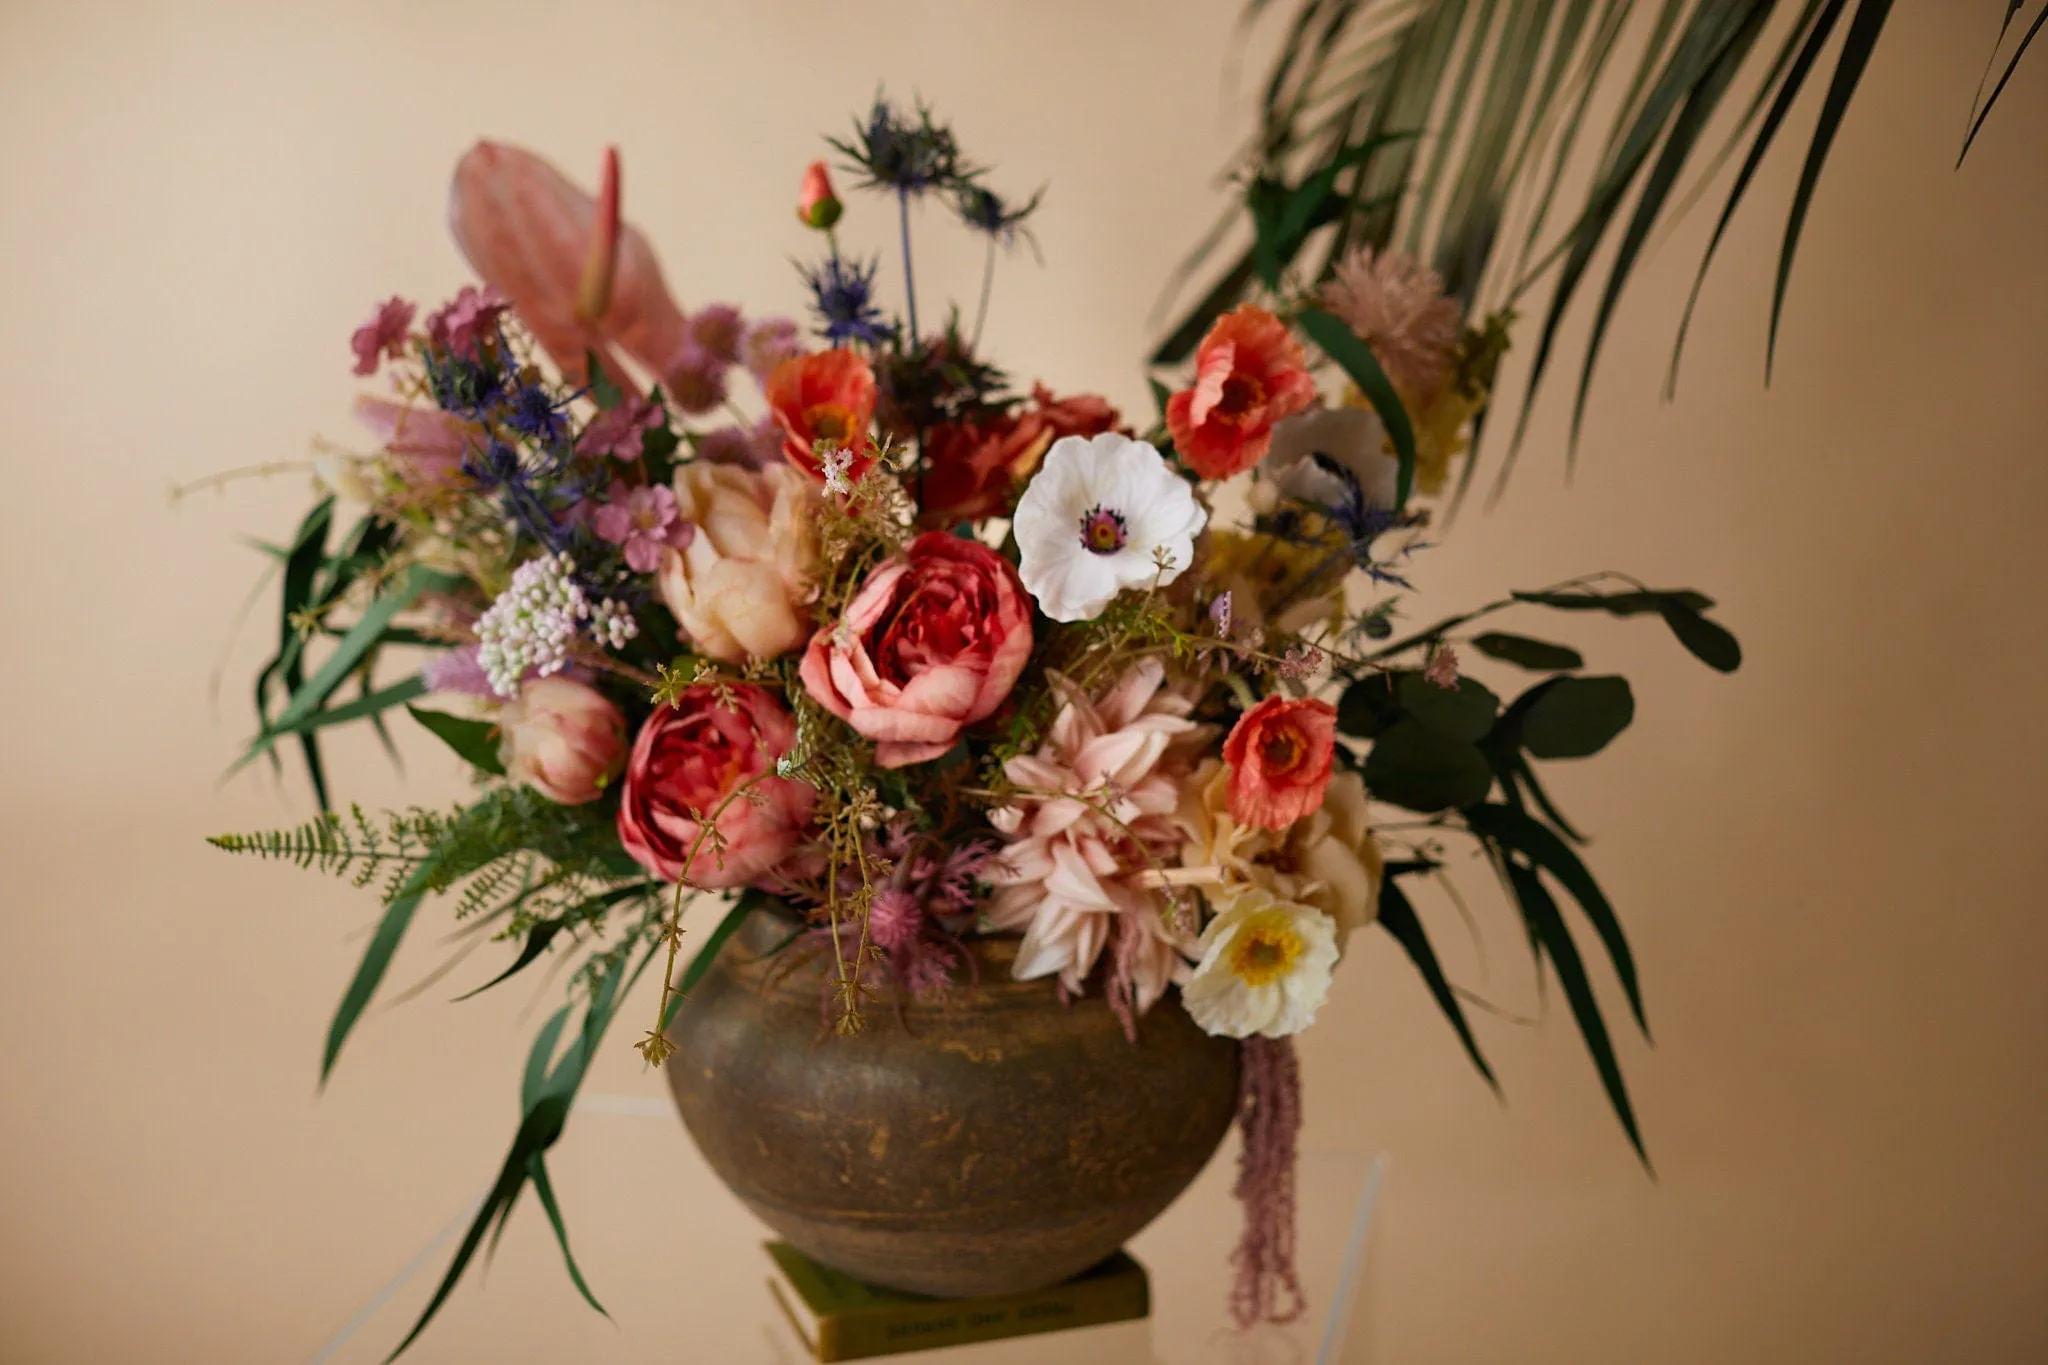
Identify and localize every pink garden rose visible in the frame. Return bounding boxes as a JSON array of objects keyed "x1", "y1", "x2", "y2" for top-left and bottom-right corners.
[
  {"x1": 800, "y1": 532, "x2": 1032, "y2": 768},
  {"x1": 499, "y1": 677, "x2": 627, "y2": 806},
  {"x1": 616, "y1": 684, "x2": 815, "y2": 888}
]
